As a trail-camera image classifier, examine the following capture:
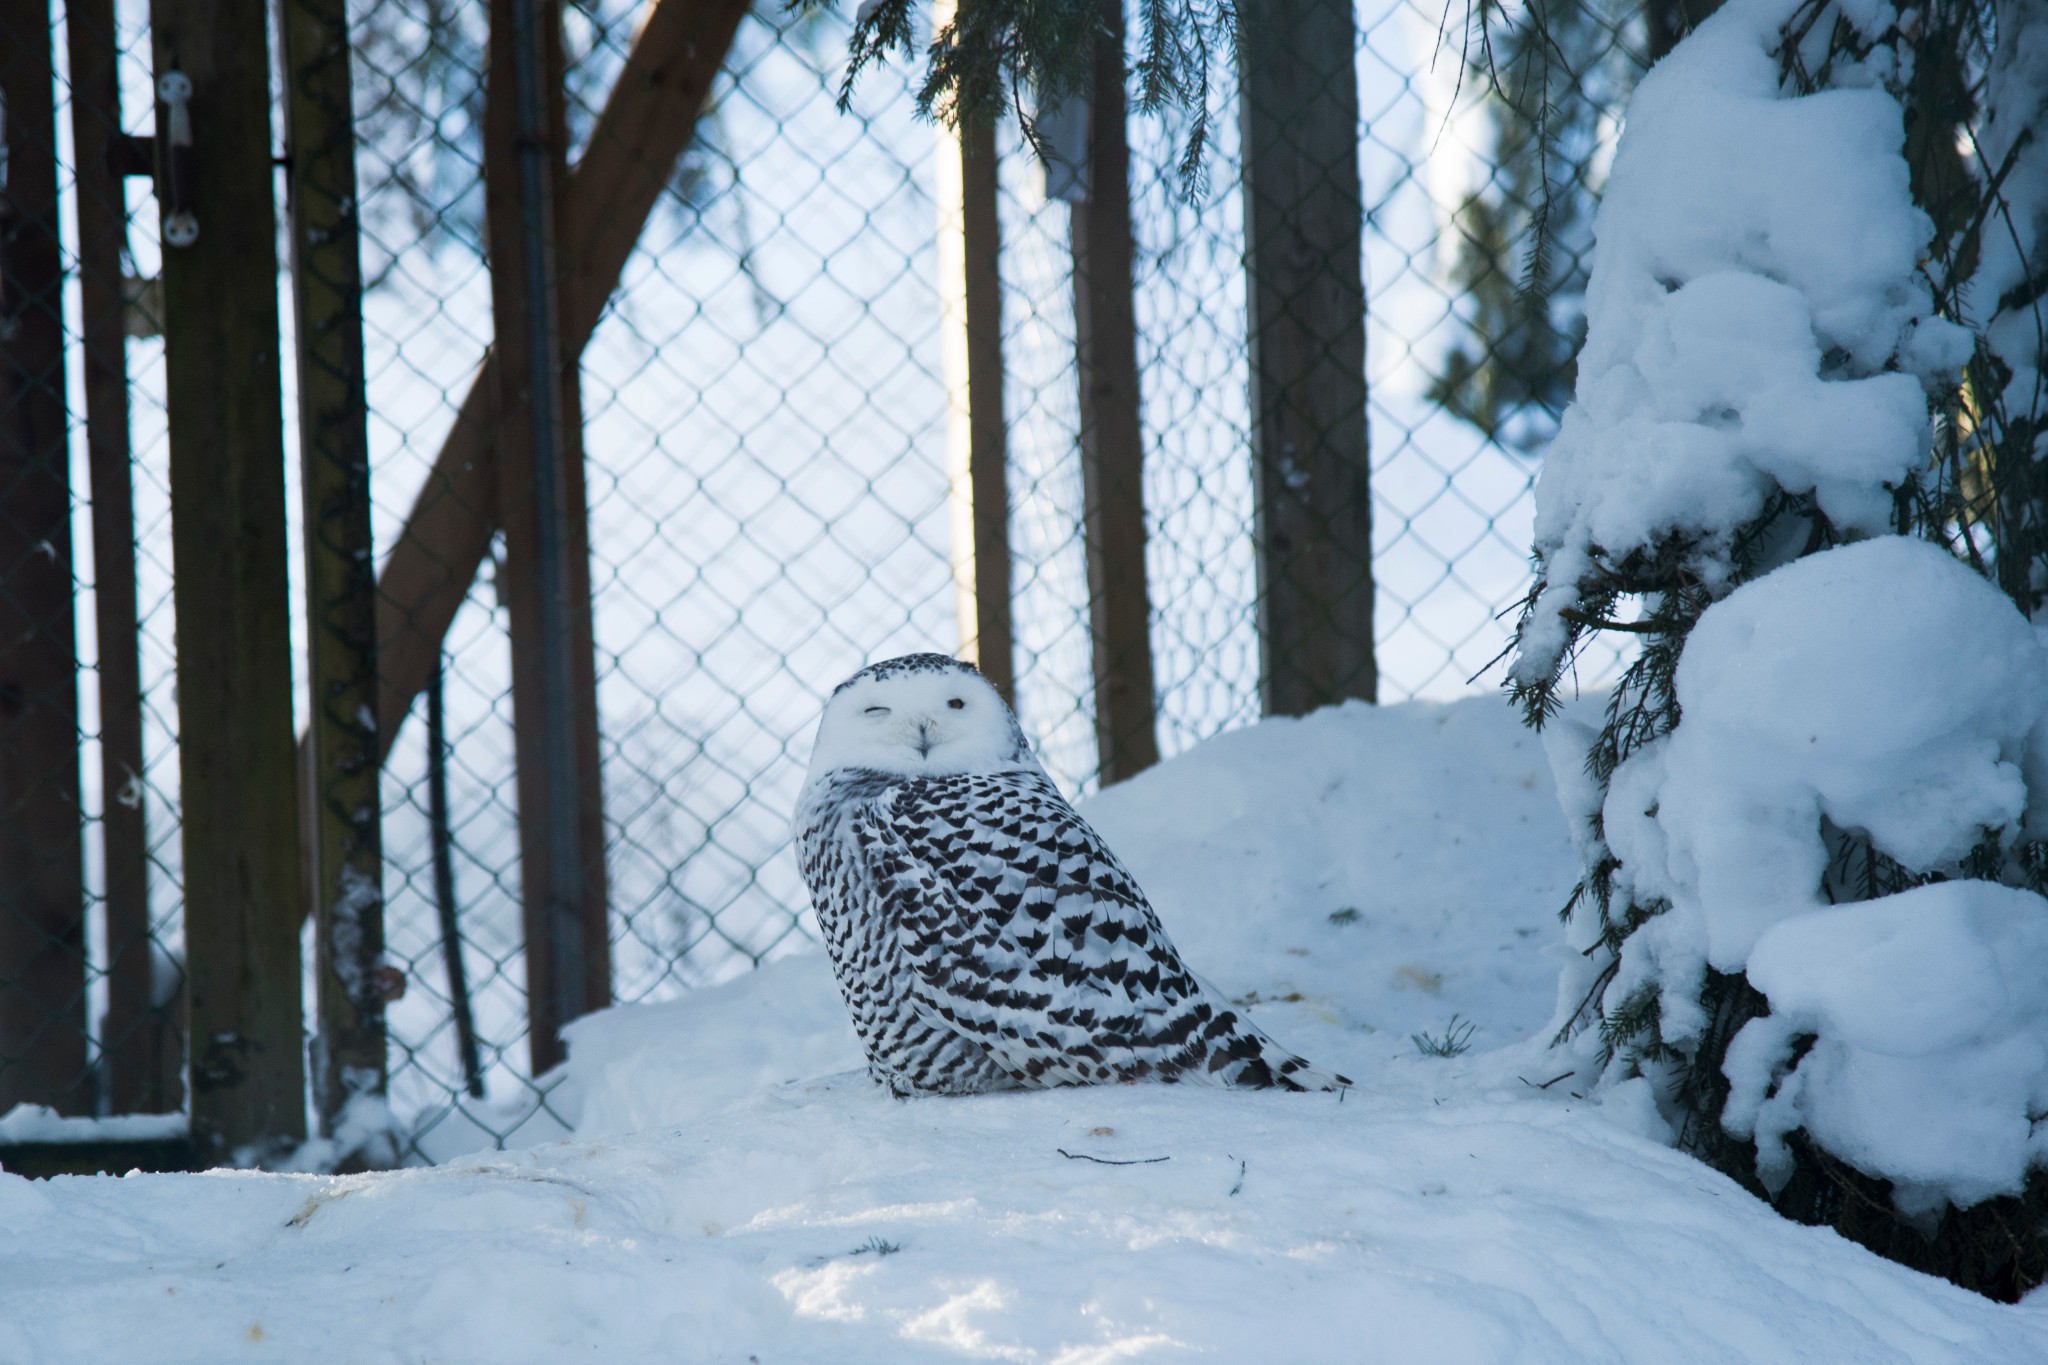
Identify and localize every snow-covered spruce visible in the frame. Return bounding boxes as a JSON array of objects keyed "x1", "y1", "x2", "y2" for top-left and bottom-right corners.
[
  {"x1": 1559, "y1": 538, "x2": 2048, "y2": 1214},
  {"x1": 1509, "y1": 0, "x2": 1971, "y2": 687},
  {"x1": 1510, "y1": 0, "x2": 2048, "y2": 1295}
]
